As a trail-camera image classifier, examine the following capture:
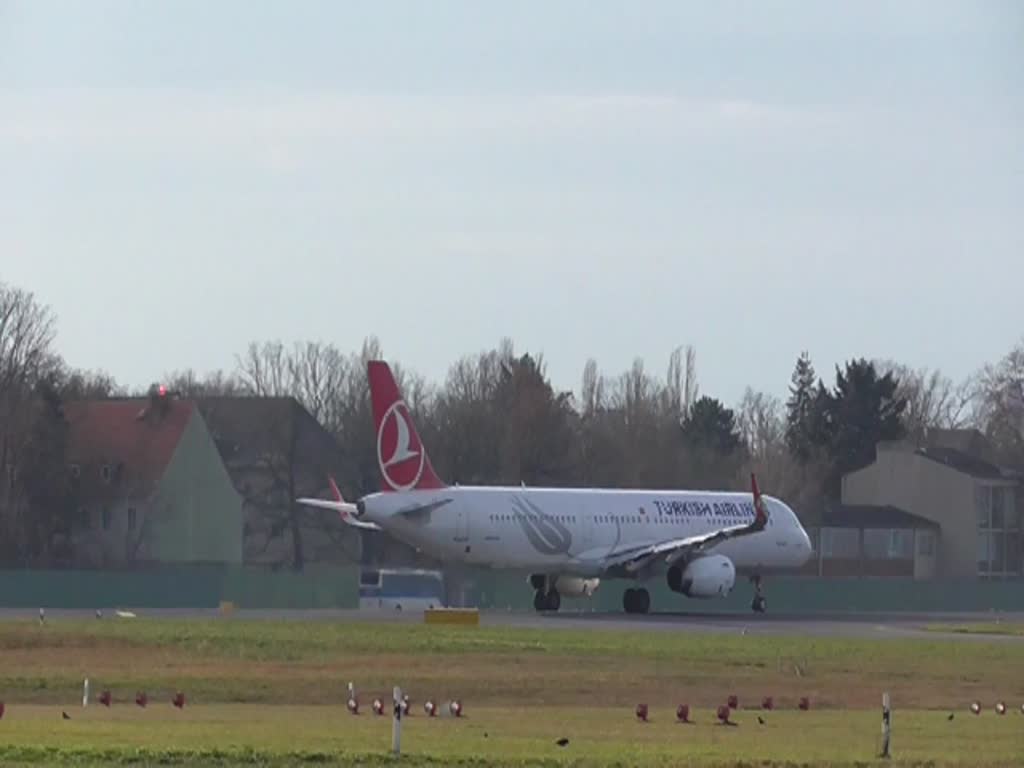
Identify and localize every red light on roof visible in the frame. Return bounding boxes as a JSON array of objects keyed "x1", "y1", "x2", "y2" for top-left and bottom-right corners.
[{"x1": 158, "y1": 385, "x2": 167, "y2": 397}]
